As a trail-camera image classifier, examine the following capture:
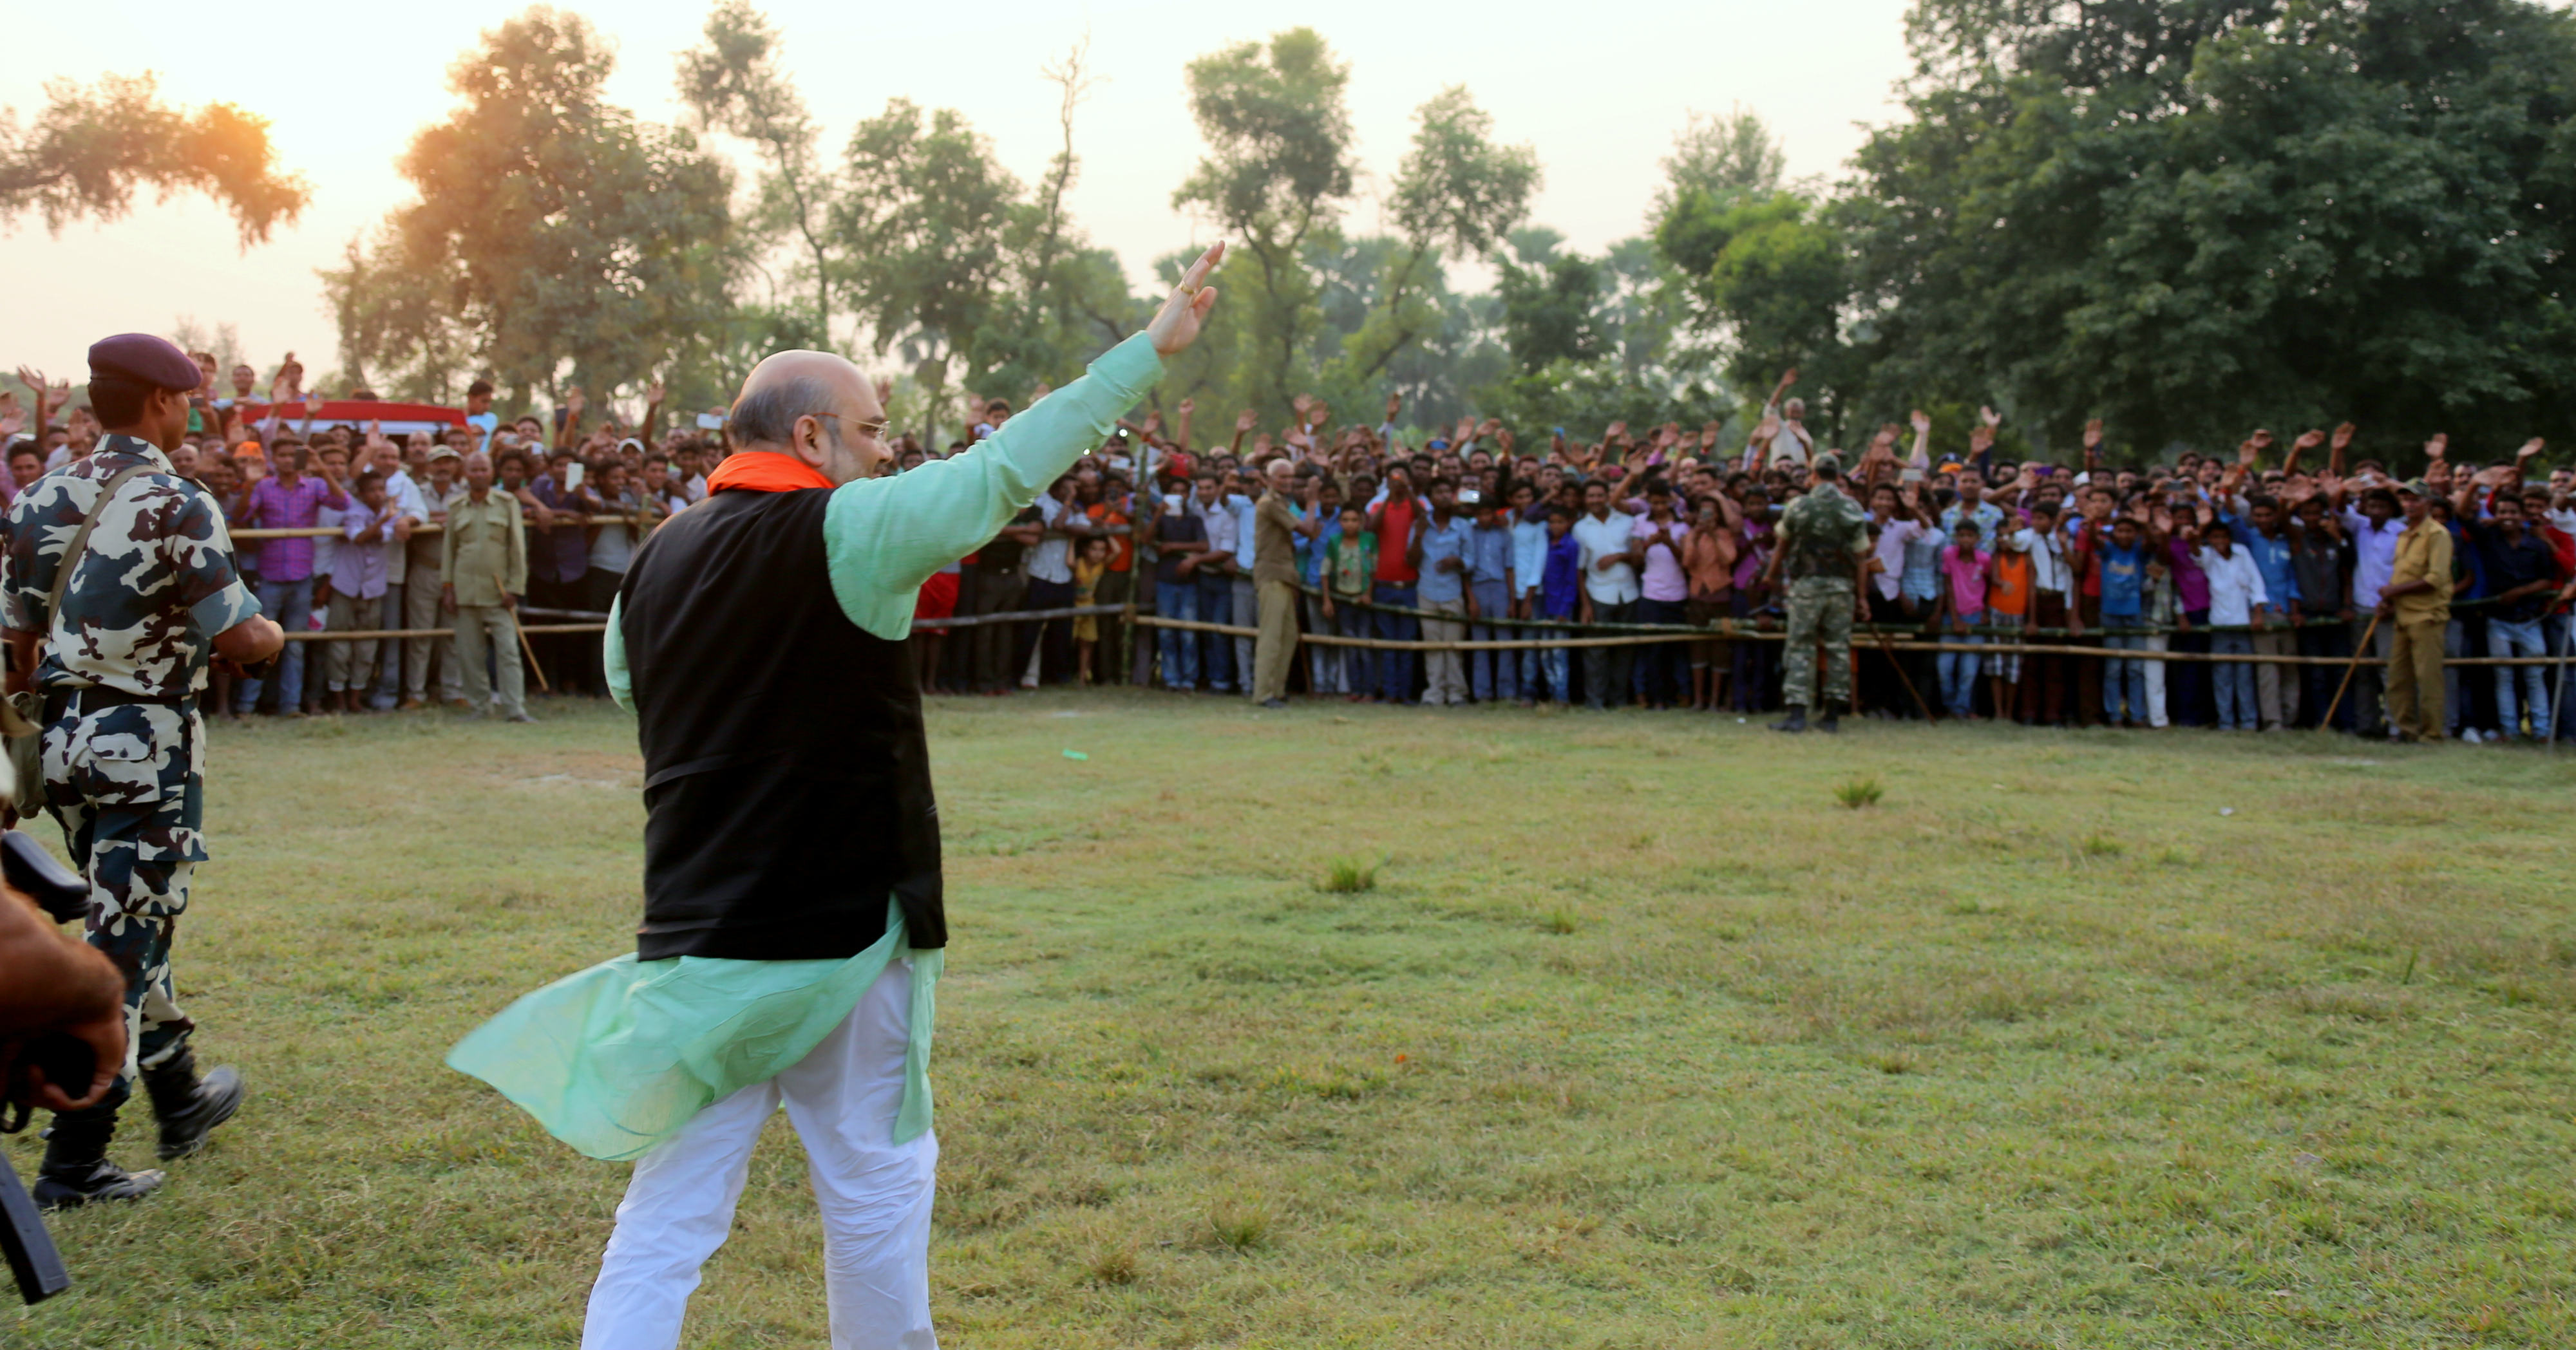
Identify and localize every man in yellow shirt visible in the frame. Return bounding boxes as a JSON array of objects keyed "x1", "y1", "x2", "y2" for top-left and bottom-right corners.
[
  {"x1": 2375, "y1": 480, "x2": 2452, "y2": 742},
  {"x1": 439, "y1": 451, "x2": 532, "y2": 722}
]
